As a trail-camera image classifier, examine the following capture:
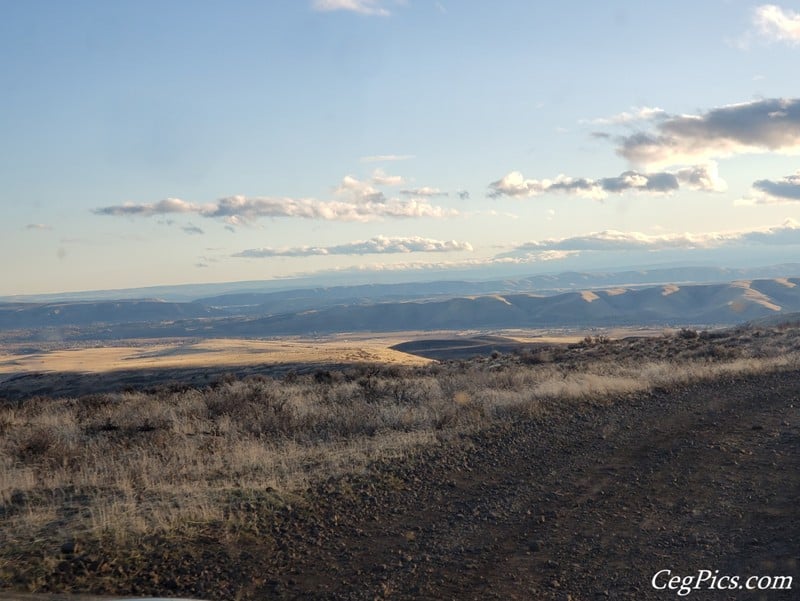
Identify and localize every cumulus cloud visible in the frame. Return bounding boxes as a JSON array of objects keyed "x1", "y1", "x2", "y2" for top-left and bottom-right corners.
[
  {"x1": 488, "y1": 172, "x2": 604, "y2": 200},
  {"x1": 674, "y1": 162, "x2": 728, "y2": 192},
  {"x1": 487, "y1": 165, "x2": 722, "y2": 200},
  {"x1": 182, "y1": 225, "x2": 204, "y2": 235},
  {"x1": 311, "y1": 0, "x2": 395, "y2": 16},
  {"x1": 618, "y1": 98, "x2": 800, "y2": 168},
  {"x1": 234, "y1": 235, "x2": 473, "y2": 258},
  {"x1": 335, "y1": 175, "x2": 385, "y2": 203},
  {"x1": 755, "y1": 4, "x2": 800, "y2": 44},
  {"x1": 496, "y1": 221, "x2": 800, "y2": 258},
  {"x1": 95, "y1": 194, "x2": 457, "y2": 224},
  {"x1": 400, "y1": 187, "x2": 449, "y2": 197}
]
